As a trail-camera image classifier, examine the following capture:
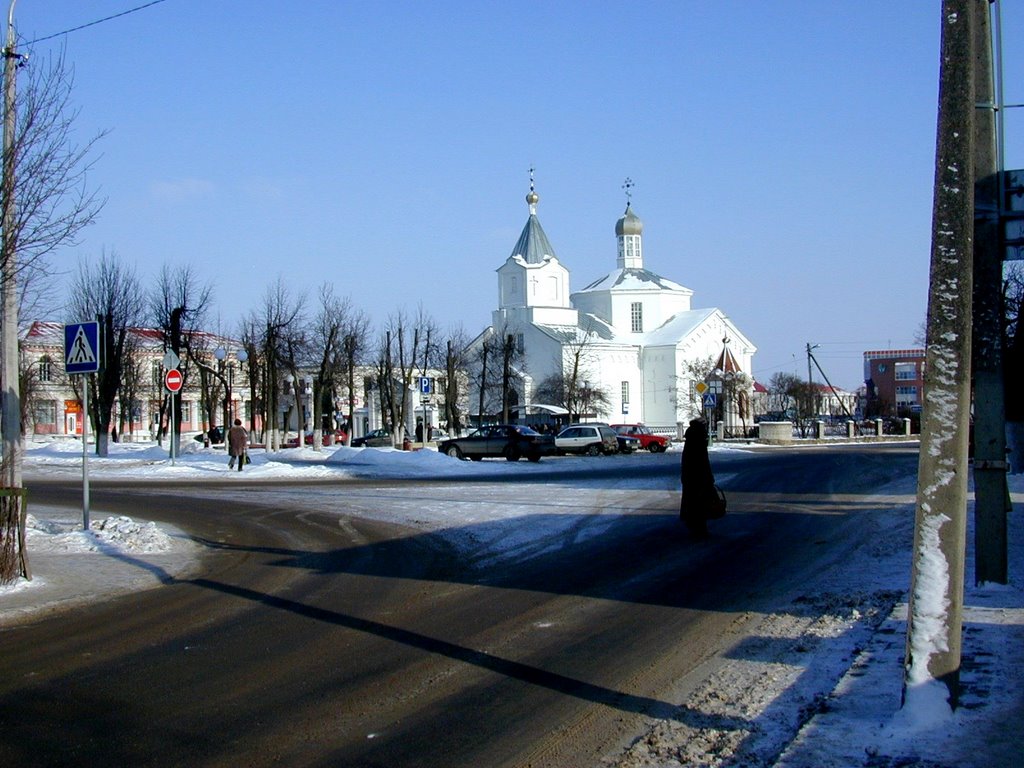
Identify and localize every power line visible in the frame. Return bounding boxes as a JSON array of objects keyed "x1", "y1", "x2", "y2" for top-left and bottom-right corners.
[{"x1": 23, "y1": 0, "x2": 171, "y2": 46}]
